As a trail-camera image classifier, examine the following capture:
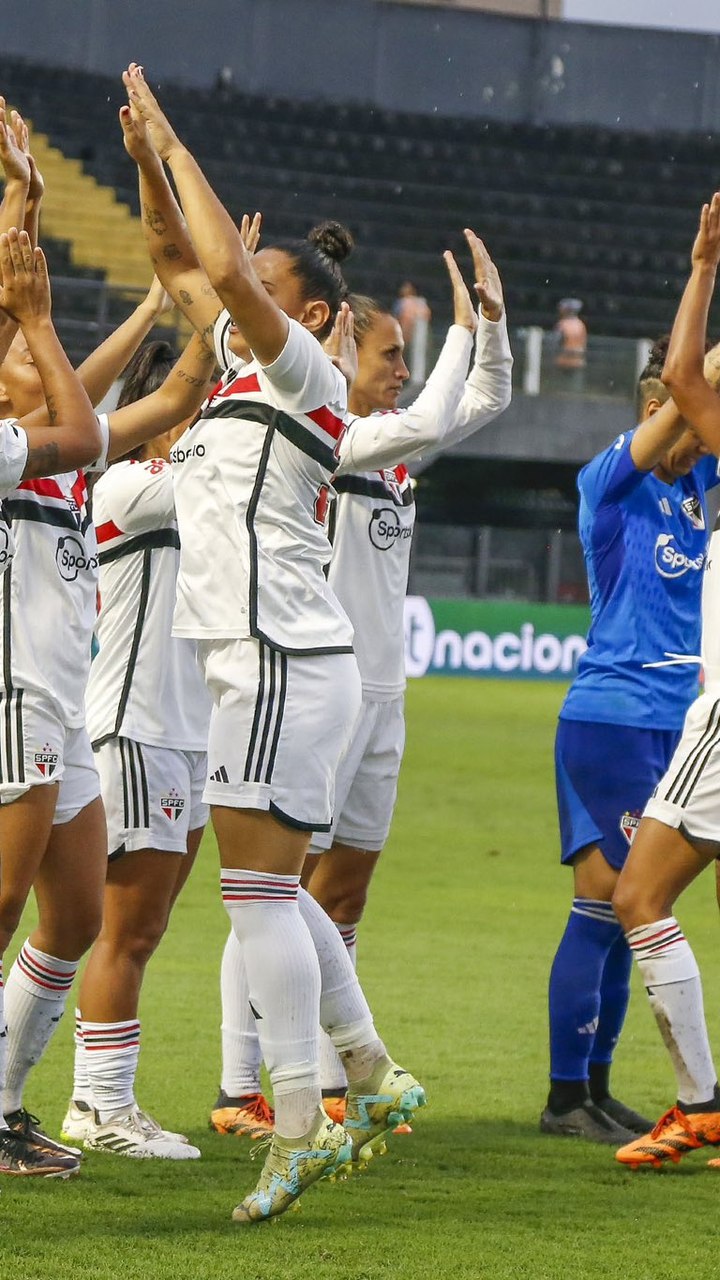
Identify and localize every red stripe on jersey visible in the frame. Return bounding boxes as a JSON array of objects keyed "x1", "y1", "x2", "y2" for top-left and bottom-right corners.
[
  {"x1": 71, "y1": 471, "x2": 87, "y2": 513},
  {"x1": 306, "y1": 405, "x2": 345, "y2": 441},
  {"x1": 393, "y1": 464, "x2": 409, "y2": 484},
  {"x1": 17, "y1": 476, "x2": 65, "y2": 500},
  {"x1": 221, "y1": 372, "x2": 262, "y2": 398},
  {"x1": 96, "y1": 519, "x2": 125, "y2": 544}
]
